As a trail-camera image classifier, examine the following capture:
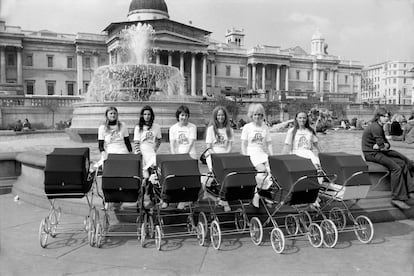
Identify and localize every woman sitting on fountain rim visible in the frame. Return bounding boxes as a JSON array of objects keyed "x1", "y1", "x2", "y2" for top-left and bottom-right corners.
[
  {"x1": 134, "y1": 105, "x2": 162, "y2": 208},
  {"x1": 167, "y1": 105, "x2": 197, "y2": 209},
  {"x1": 98, "y1": 106, "x2": 132, "y2": 163},
  {"x1": 361, "y1": 107, "x2": 414, "y2": 210}
]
